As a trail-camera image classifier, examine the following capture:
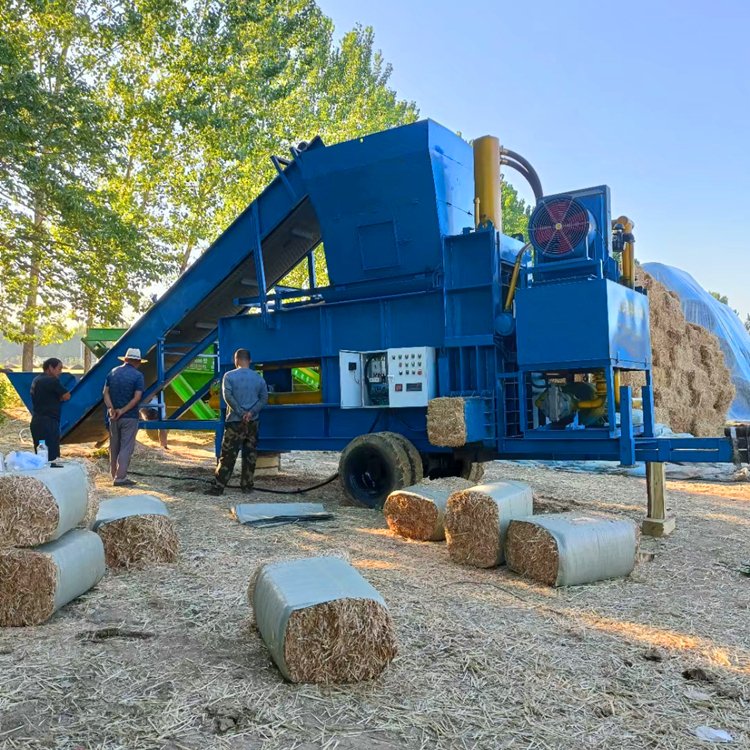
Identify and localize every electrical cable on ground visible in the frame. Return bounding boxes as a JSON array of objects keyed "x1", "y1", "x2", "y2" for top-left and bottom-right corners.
[{"x1": 126, "y1": 469, "x2": 339, "y2": 495}]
